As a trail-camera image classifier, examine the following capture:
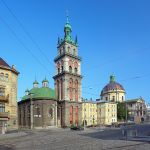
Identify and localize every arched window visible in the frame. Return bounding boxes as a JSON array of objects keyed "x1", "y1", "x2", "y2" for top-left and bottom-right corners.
[
  {"x1": 68, "y1": 47, "x2": 70, "y2": 53},
  {"x1": 61, "y1": 60, "x2": 64, "y2": 72},
  {"x1": 63, "y1": 46, "x2": 65, "y2": 52},
  {"x1": 57, "y1": 62, "x2": 60, "y2": 74},
  {"x1": 35, "y1": 106, "x2": 40, "y2": 116},
  {"x1": 0, "y1": 73, "x2": 4, "y2": 80},
  {"x1": 75, "y1": 80, "x2": 78, "y2": 101},
  {"x1": 57, "y1": 80, "x2": 60, "y2": 100},
  {"x1": 49, "y1": 107, "x2": 53, "y2": 118},
  {"x1": 112, "y1": 96, "x2": 115, "y2": 101},
  {"x1": 69, "y1": 79, "x2": 73, "y2": 101},
  {"x1": 74, "y1": 62, "x2": 78, "y2": 74},
  {"x1": 69, "y1": 66, "x2": 72, "y2": 73},
  {"x1": 75, "y1": 106, "x2": 78, "y2": 125},
  {"x1": 74, "y1": 68, "x2": 78, "y2": 74},
  {"x1": 73, "y1": 49, "x2": 76, "y2": 55},
  {"x1": 68, "y1": 60, "x2": 73, "y2": 67},
  {"x1": 70, "y1": 106, "x2": 73, "y2": 124},
  {"x1": 122, "y1": 96, "x2": 124, "y2": 101},
  {"x1": 5, "y1": 74, "x2": 9, "y2": 81},
  {"x1": 61, "y1": 78, "x2": 63, "y2": 100}
]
